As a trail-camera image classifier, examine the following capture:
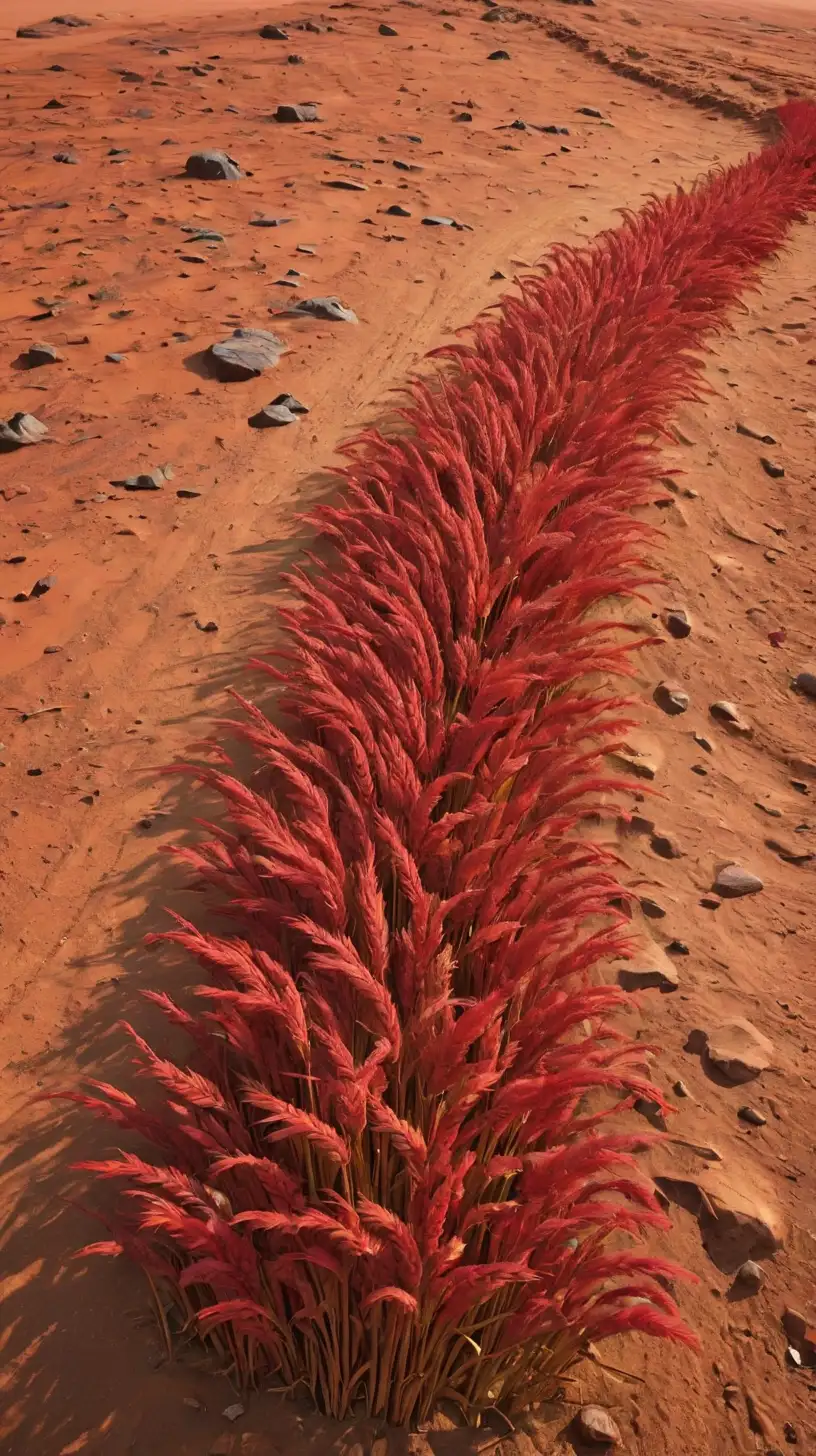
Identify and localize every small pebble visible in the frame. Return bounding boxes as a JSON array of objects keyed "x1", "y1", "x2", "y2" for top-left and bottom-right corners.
[
  {"x1": 654, "y1": 680, "x2": 690, "y2": 715},
  {"x1": 734, "y1": 1260, "x2": 763, "y2": 1293},
  {"x1": 738, "y1": 1105, "x2": 767, "y2": 1127},
  {"x1": 576, "y1": 1405, "x2": 621, "y2": 1446}
]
